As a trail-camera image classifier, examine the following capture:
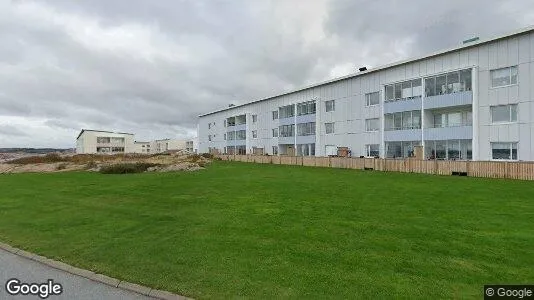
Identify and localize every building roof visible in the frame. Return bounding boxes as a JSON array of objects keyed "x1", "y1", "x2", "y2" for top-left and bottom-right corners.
[
  {"x1": 199, "y1": 25, "x2": 534, "y2": 117},
  {"x1": 76, "y1": 129, "x2": 134, "y2": 140}
]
